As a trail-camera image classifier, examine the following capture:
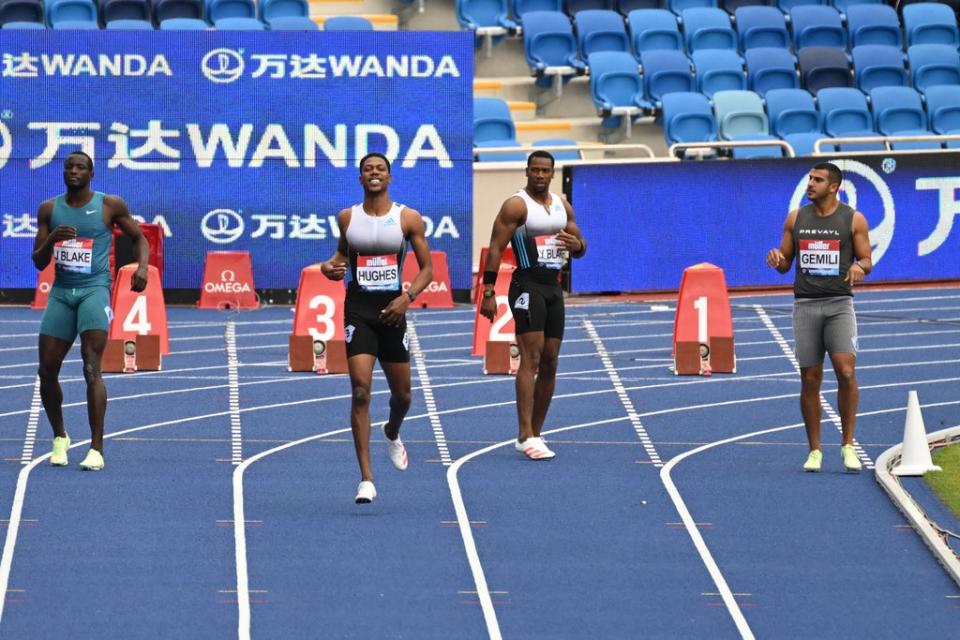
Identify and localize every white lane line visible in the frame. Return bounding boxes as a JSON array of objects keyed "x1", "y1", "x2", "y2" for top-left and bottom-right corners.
[
  {"x1": 754, "y1": 305, "x2": 874, "y2": 470},
  {"x1": 408, "y1": 319, "x2": 452, "y2": 465},
  {"x1": 582, "y1": 319, "x2": 662, "y2": 467},
  {"x1": 226, "y1": 319, "x2": 243, "y2": 465},
  {"x1": 233, "y1": 427, "x2": 351, "y2": 640},
  {"x1": 19, "y1": 377, "x2": 42, "y2": 464}
]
